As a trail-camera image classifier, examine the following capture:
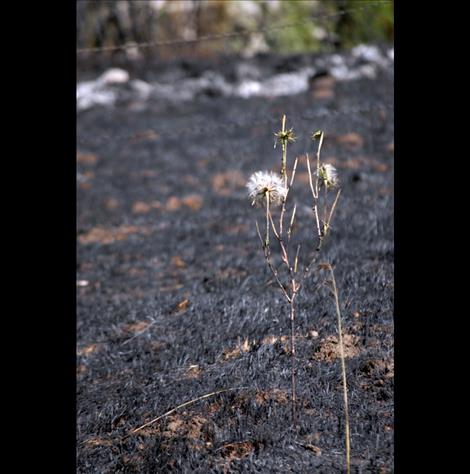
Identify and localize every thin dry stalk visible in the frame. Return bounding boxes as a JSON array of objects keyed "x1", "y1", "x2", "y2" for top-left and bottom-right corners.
[
  {"x1": 266, "y1": 191, "x2": 270, "y2": 246},
  {"x1": 287, "y1": 203, "x2": 296, "y2": 244},
  {"x1": 280, "y1": 114, "x2": 288, "y2": 184},
  {"x1": 289, "y1": 296, "x2": 297, "y2": 427},
  {"x1": 306, "y1": 153, "x2": 323, "y2": 248},
  {"x1": 126, "y1": 387, "x2": 248, "y2": 438},
  {"x1": 294, "y1": 245, "x2": 301, "y2": 274},
  {"x1": 324, "y1": 188, "x2": 342, "y2": 235},
  {"x1": 315, "y1": 132, "x2": 323, "y2": 198},
  {"x1": 306, "y1": 153, "x2": 317, "y2": 199},
  {"x1": 279, "y1": 125, "x2": 296, "y2": 237},
  {"x1": 289, "y1": 156, "x2": 299, "y2": 188},
  {"x1": 325, "y1": 263, "x2": 351, "y2": 474},
  {"x1": 268, "y1": 210, "x2": 280, "y2": 240},
  {"x1": 308, "y1": 132, "x2": 326, "y2": 242},
  {"x1": 255, "y1": 221, "x2": 291, "y2": 303}
]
